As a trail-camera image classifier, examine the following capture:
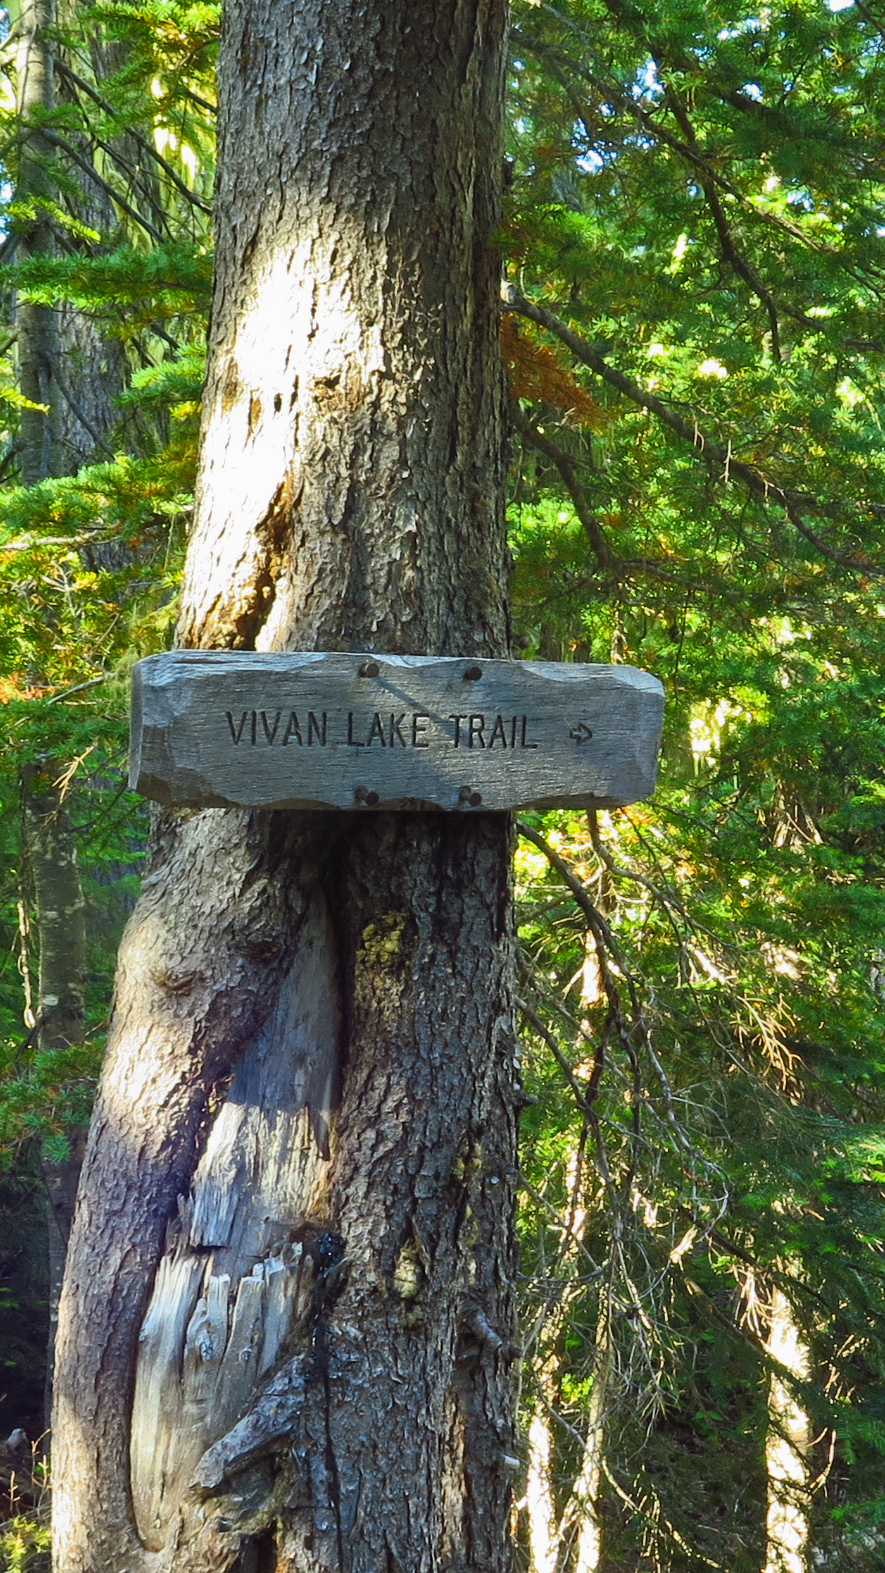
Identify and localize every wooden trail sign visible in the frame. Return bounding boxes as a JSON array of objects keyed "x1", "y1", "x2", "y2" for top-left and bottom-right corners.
[{"x1": 129, "y1": 651, "x2": 663, "y2": 813}]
